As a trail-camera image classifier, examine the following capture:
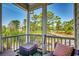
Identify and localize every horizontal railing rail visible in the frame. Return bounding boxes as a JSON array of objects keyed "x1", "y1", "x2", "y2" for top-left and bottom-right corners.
[
  {"x1": 45, "y1": 35, "x2": 75, "y2": 51},
  {"x1": 1, "y1": 34, "x2": 75, "y2": 52},
  {"x1": 1, "y1": 34, "x2": 43, "y2": 51},
  {"x1": 46, "y1": 35, "x2": 75, "y2": 39},
  {"x1": 2, "y1": 34, "x2": 42, "y2": 39}
]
